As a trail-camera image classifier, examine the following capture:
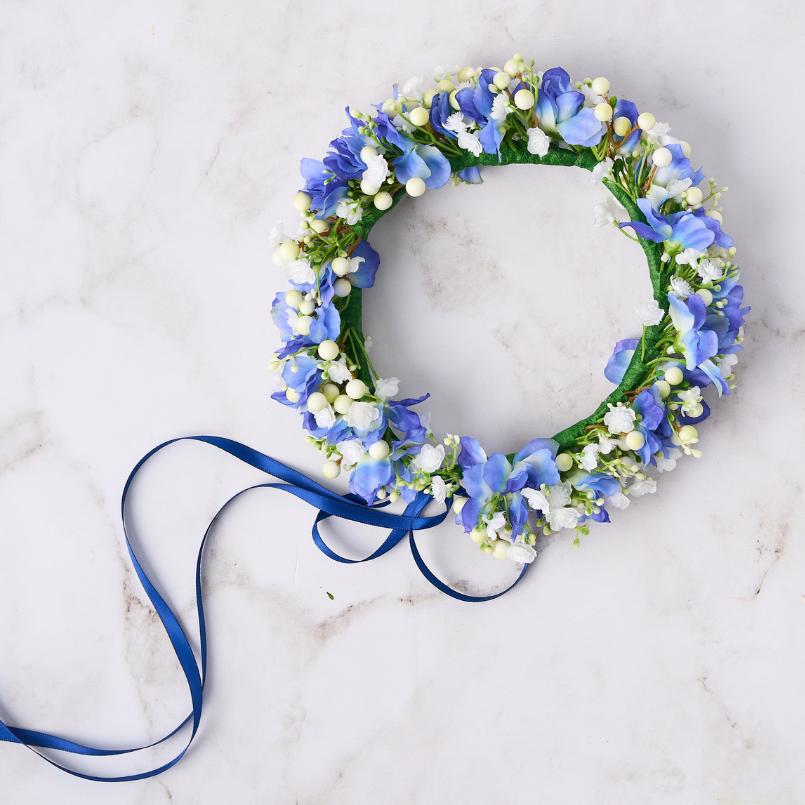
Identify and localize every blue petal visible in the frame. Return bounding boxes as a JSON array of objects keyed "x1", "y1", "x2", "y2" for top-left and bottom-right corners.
[
  {"x1": 557, "y1": 107, "x2": 605, "y2": 146},
  {"x1": 393, "y1": 147, "x2": 429, "y2": 183},
  {"x1": 416, "y1": 145, "x2": 451, "y2": 189},
  {"x1": 604, "y1": 337, "x2": 639, "y2": 383},
  {"x1": 457, "y1": 166, "x2": 483, "y2": 184},
  {"x1": 483, "y1": 453, "x2": 511, "y2": 493},
  {"x1": 670, "y1": 214, "x2": 716, "y2": 251},
  {"x1": 458, "y1": 437, "x2": 486, "y2": 468},
  {"x1": 478, "y1": 119, "x2": 504, "y2": 156},
  {"x1": 555, "y1": 90, "x2": 584, "y2": 123},
  {"x1": 668, "y1": 292, "x2": 695, "y2": 334},
  {"x1": 349, "y1": 241, "x2": 380, "y2": 288},
  {"x1": 514, "y1": 438, "x2": 558, "y2": 463},
  {"x1": 461, "y1": 463, "x2": 490, "y2": 504},
  {"x1": 349, "y1": 458, "x2": 393, "y2": 503}
]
